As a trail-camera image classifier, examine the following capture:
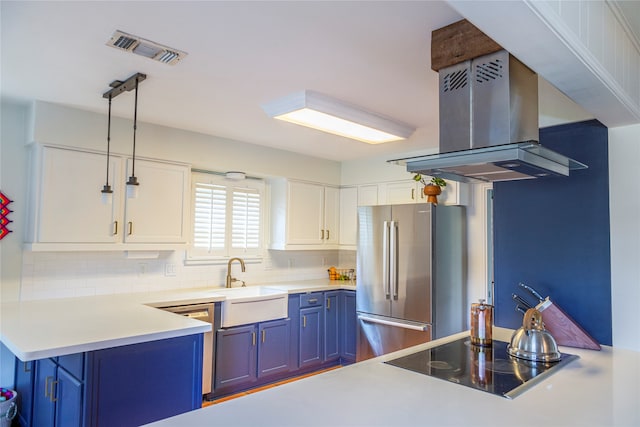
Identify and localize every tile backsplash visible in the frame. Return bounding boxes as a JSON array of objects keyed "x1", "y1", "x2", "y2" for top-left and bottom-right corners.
[{"x1": 20, "y1": 249, "x2": 356, "y2": 301}]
